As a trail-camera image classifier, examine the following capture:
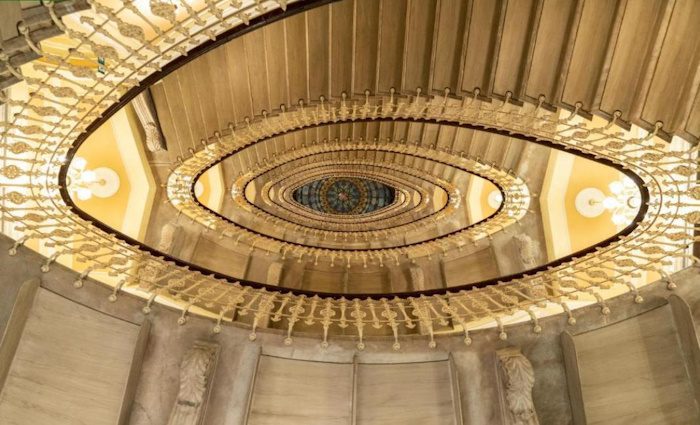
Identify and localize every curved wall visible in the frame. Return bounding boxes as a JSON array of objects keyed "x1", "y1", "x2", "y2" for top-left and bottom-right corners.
[{"x1": 1, "y1": 235, "x2": 700, "y2": 425}]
